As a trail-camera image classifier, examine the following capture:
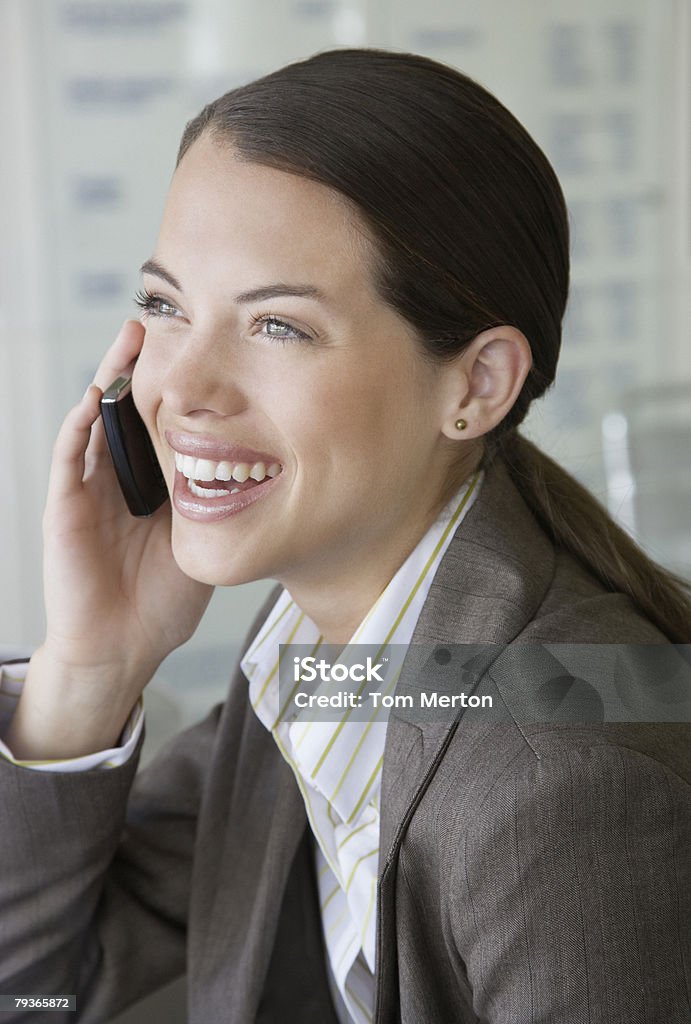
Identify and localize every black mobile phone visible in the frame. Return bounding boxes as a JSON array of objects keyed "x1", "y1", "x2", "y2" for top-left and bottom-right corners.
[{"x1": 100, "y1": 376, "x2": 168, "y2": 517}]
